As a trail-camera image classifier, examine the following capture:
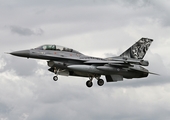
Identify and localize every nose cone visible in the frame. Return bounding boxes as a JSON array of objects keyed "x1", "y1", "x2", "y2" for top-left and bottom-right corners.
[{"x1": 10, "y1": 50, "x2": 30, "y2": 58}]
